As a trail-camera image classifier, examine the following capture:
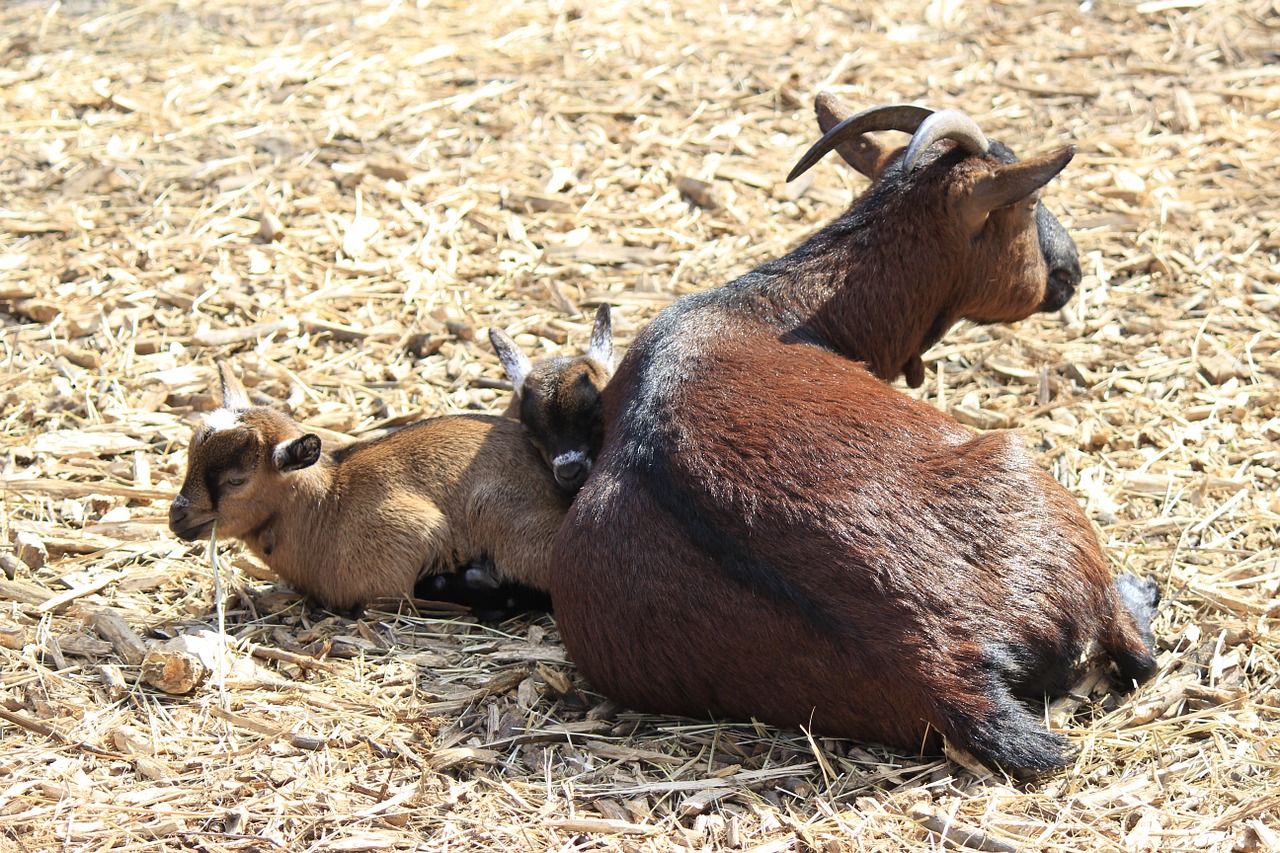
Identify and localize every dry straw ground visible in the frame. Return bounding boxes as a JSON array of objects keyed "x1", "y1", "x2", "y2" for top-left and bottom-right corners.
[{"x1": 0, "y1": 0, "x2": 1277, "y2": 849}]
